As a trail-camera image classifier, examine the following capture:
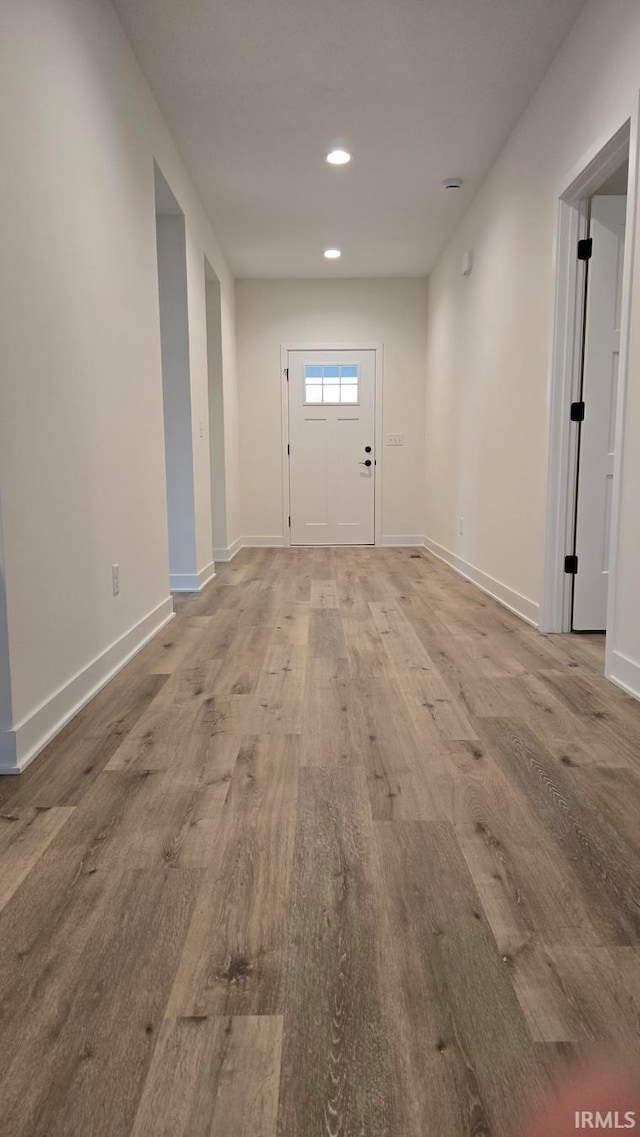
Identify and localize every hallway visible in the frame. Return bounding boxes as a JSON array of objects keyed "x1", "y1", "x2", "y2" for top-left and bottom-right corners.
[{"x1": 0, "y1": 547, "x2": 639, "y2": 1135}]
